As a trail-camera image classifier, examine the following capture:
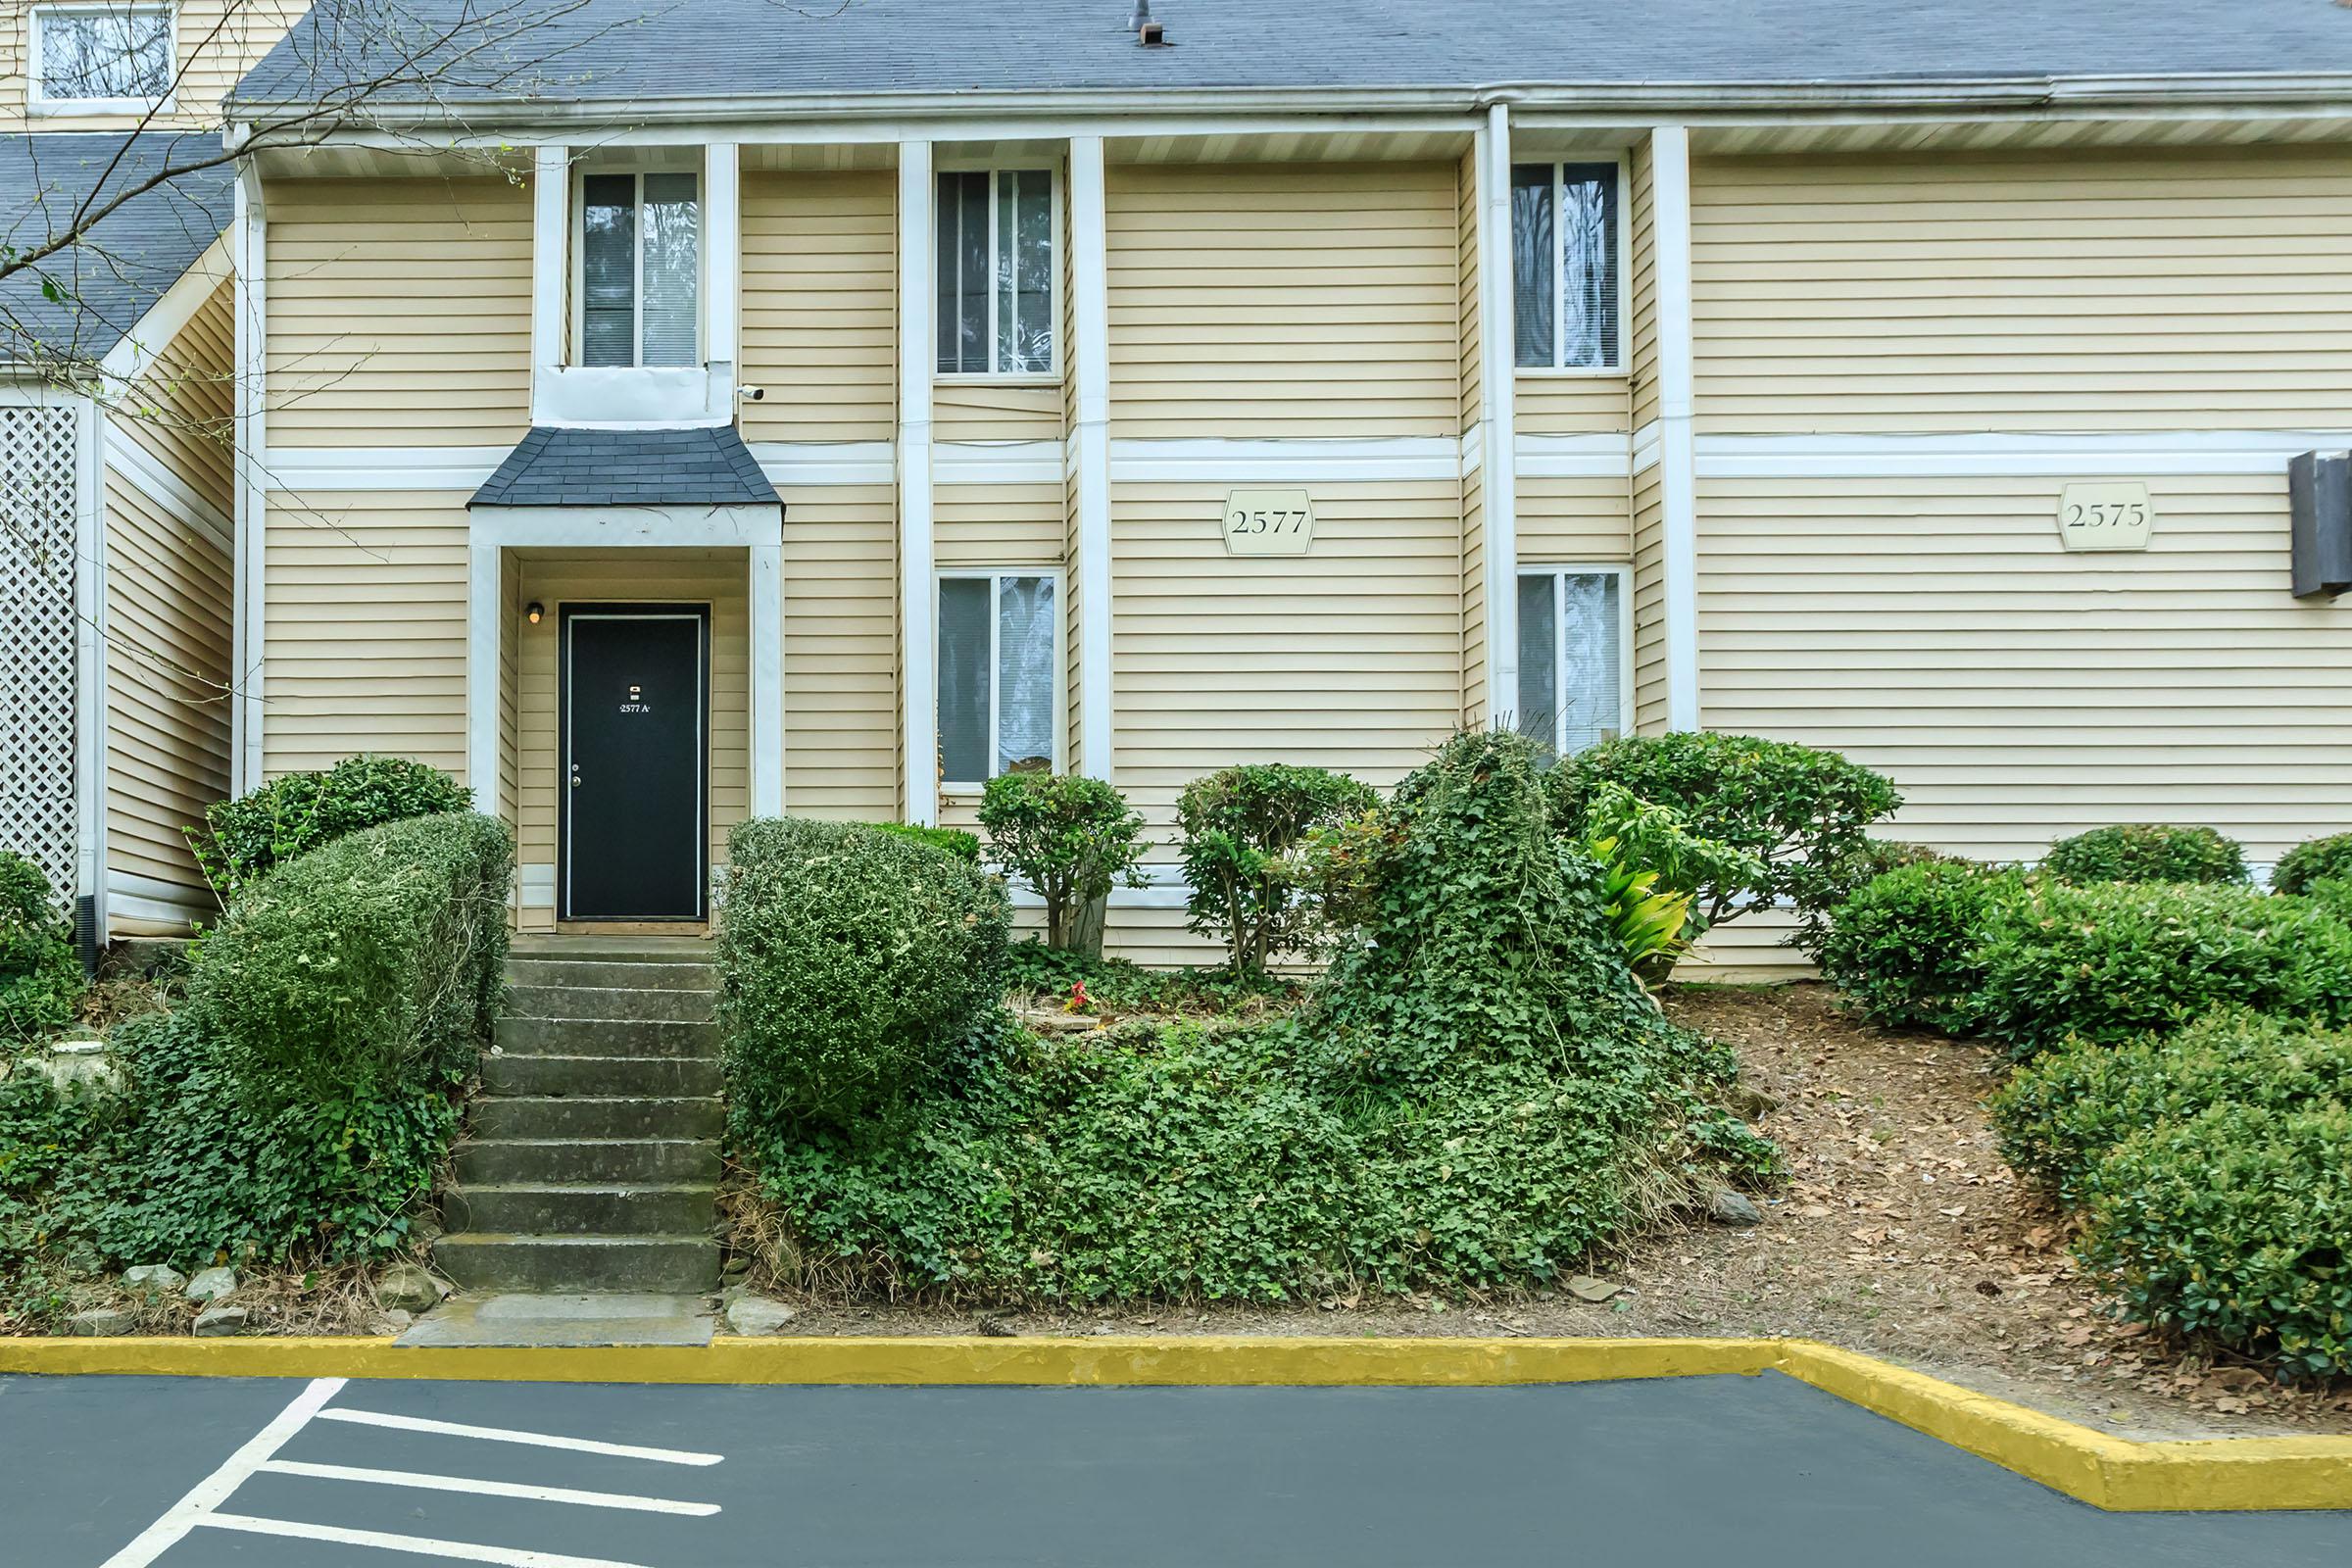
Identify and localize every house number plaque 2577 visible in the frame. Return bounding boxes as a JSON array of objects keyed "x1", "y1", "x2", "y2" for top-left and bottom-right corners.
[{"x1": 1222, "y1": 489, "x2": 1316, "y2": 557}]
